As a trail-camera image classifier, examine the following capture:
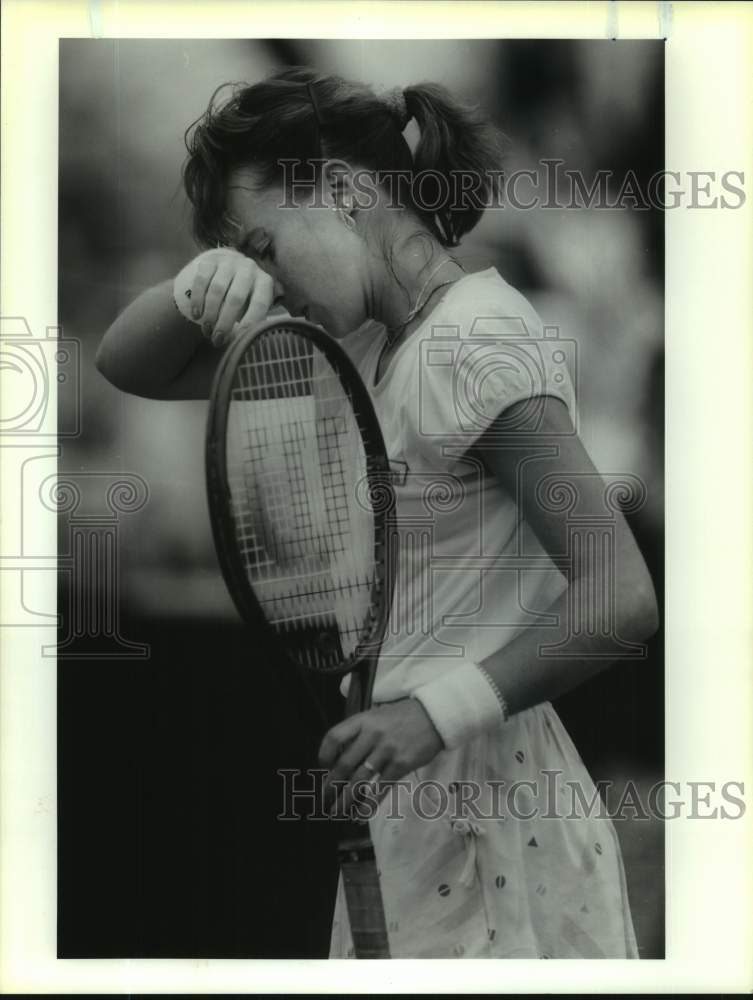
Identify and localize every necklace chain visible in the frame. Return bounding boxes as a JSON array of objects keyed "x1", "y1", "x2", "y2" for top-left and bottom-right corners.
[
  {"x1": 376, "y1": 258, "x2": 462, "y2": 385},
  {"x1": 386, "y1": 257, "x2": 455, "y2": 347}
]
